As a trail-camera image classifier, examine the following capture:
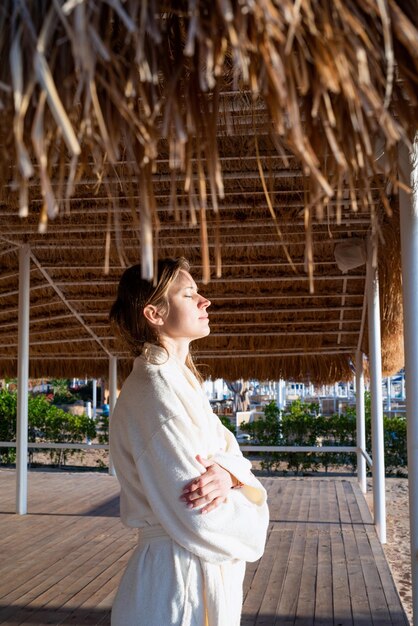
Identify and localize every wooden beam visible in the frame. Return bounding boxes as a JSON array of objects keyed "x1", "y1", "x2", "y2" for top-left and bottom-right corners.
[{"x1": 30, "y1": 253, "x2": 113, "y2": 358}]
